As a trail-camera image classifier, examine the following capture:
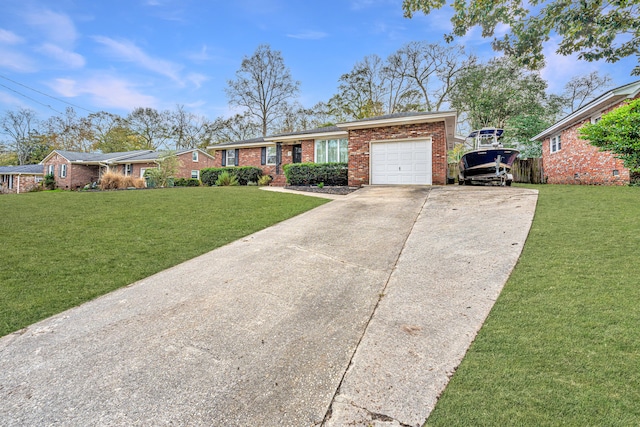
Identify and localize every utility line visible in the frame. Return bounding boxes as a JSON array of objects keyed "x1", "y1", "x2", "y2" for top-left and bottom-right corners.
[
  {"x1": 0, "y1": 74, "x2": 95, "y2": 114},
  {"x1": 0, "y1": 82, "x2": 64, "y2": 115}
]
